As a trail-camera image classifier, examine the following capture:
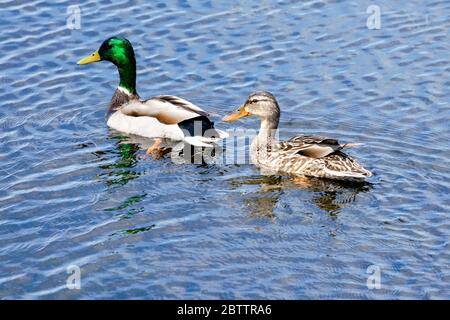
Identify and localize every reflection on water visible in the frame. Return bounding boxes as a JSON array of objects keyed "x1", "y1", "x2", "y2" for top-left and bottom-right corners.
[
  {"x1": 229, "y1": 176, "x2": 282, "y2": 219},
  {"x1": 105, "y1": 193, "x2": 147, "y2": 220},
  {"x1": 98, "y1": 134, "x2": 371, "y2": 221},
  {"x1": 291, "y1": 178, "x2": 372, "y2": 215},
  {"x1": 230, "y1": 174, "x2": 371, "y2": 218},
  {"x1": 1, "y1": 0, "x2": 449, "y2": 299},
  {"x1": 98, "y1": 135, "x2": 141, "y2": 187},
  {"x1": 121, "y1": 224, "x2": 156, "y2": 235},
  {"x1": 112, "y1": 132, "x2": 223, "y2": 165}
]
